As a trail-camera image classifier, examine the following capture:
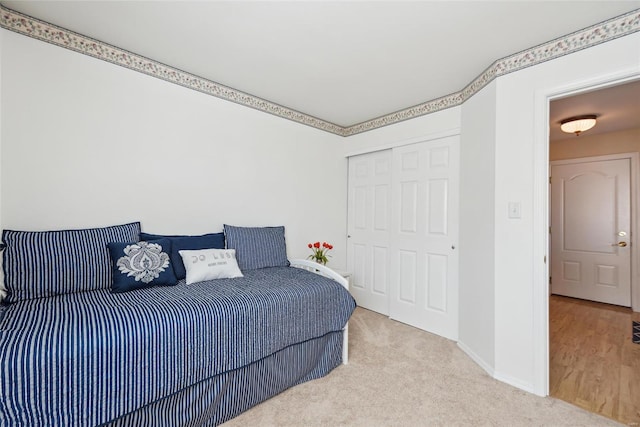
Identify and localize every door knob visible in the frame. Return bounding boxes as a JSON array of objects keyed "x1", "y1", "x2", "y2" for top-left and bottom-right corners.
[{"x1": 612, "y1": 241, "x2": 627, "y2": 247}]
